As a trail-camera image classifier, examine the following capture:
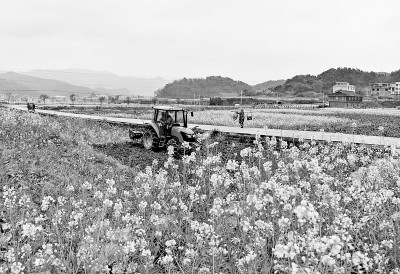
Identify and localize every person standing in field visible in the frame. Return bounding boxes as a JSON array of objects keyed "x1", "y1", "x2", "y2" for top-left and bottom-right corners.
[{"x1": 238, "y1": 108, "x2": 245, "y2": 128}]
